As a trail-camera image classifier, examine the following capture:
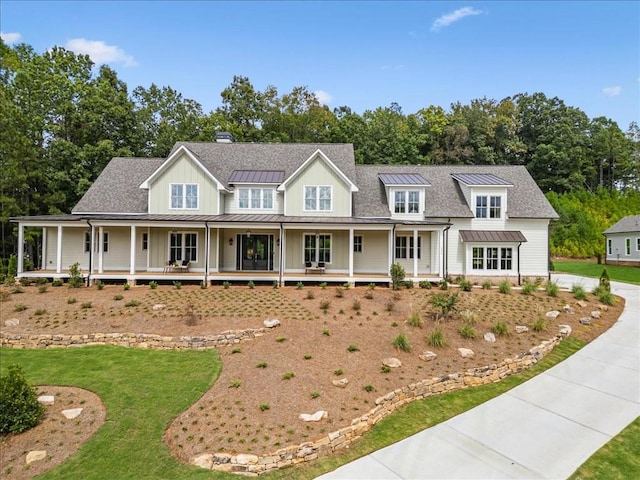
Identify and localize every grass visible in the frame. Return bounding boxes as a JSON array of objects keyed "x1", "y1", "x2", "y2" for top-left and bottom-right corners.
[
  {"x1": 0, "y1": 346, "x2": 220, "y2": 479},
  {"x1": 553, "y1": 260, "x2": 640, "y2": 285}
]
